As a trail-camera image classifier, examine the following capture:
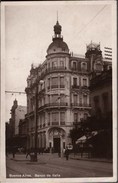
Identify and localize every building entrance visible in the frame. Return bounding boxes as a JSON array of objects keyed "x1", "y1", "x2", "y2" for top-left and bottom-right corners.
[{"x1": 53, "y1": 138, "x2": 60, "y2": 153}]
